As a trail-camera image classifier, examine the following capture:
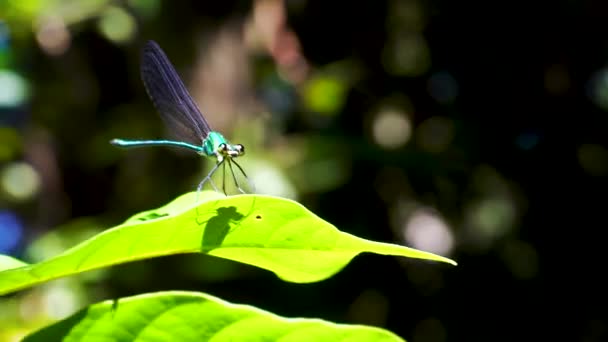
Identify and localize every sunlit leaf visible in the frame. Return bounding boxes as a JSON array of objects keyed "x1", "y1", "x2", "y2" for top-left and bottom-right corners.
[
  {"x1": 24, "y1": 291, "x2": 405, "y2": 342},
  {"x1": 0, "y1": 255, "x2": 29, "y2": 272},
  {"x1": 0, "y1": 191, "x2": 456, "y2": 295}
]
